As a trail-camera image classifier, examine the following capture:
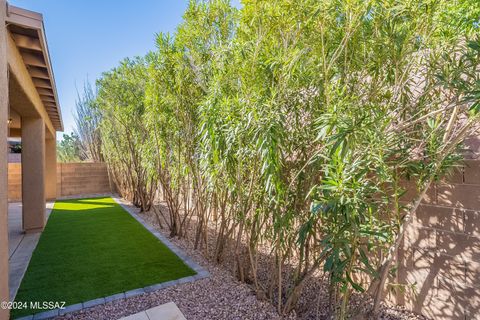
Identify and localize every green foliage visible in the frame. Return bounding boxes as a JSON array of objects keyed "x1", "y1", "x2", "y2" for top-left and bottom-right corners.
[
  {"x1": 9, "y1": 141, "x2": 21, "y2": 153},
  {"x1": 91, "y1": 0, "x2": 480, "y2": 318},
  {"x1": 74, "y1": 81, "x2": 103, "y2": 162},
  {"x1": 96, "y1": 57, "x2": 156, "y2": 211},
  {"x1": 57, "y1": 132, "x2": 83, "y2": 163}
]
